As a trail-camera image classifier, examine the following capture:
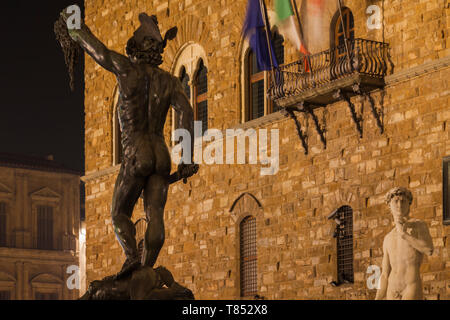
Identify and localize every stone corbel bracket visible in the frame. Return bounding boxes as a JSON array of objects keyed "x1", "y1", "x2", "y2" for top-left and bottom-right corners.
[
  {"x1": 280, "y1": 106, "x2": 309, "y2": 155},
  {"x1": 301, "y1": 102, "x2": 327, "y2": 149},
  {"x1": 353, "y1": 84, "x2": 384, "y2": 134},
  {"x1": 334, "y1": 88, "x2": 363, "y2": 138}
]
